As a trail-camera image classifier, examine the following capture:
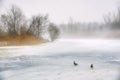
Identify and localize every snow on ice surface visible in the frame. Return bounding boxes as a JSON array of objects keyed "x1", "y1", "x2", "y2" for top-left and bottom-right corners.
[{"x1": 0, "y1": 39, "x2": 120, "y2": 80}]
